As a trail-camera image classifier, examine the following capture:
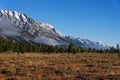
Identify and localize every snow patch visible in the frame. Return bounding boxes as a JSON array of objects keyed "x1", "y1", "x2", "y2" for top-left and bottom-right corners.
[
  {"x1": 13, "y1": 11, "x2": 20, "y2": 21},
  {"x1": 8, "y1": 11, "x2": 13, "y2": 16},
  {"x1": 20, "y1": 14, "x2": 27, "y2": 22},
  {"x1": 78, "y1": 39, "x2": 84, "y2": 44},
  {"x1": 52, "y1": 28, "x2": 64, "y2": 37},
  {"x1": 98, "y1": 41, "x2": 107, "y2": 47},
  {"x1": 41, "y1": 23, "x2": 54, "y2": 30},
  {"x1": 55, "y1": 30, "x2": 64, "y2": 37},
  {"x1": 0, "y1": 9, "x2": 4, "y2": 14},
  {"x1": 4, "y1": 10, "x2": 8, "y2": 13},
  {"x1": 21, "y1": 14, "x2": 26, "y2": 19}
]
